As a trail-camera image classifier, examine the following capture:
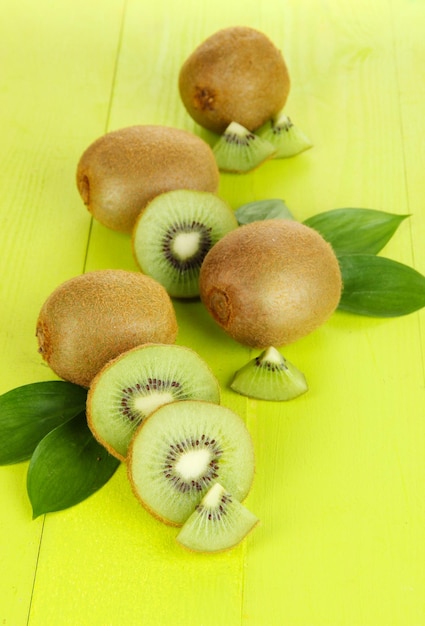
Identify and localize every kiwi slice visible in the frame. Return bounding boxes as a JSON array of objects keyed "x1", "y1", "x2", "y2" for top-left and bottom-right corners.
[
  {"x1": 87, "y1": 344, "x2": 221, "y2": 461},
  {"x1": 176, "y1": 482, "x2": 259, "y2": 553},
  {"x1": 258, "y1": 113, "x2": 312, "y2": 158},
  {"x1": 132, "y1": 189, "x2": 238, "y2": 298},
  {"x1": 127, "y1": 400, "x2": 255, "y2": 526},
  {"x1": 212, "y1": 122, "x2": 277, "y2": 173},
  {"x1": 231, "y1": 347, "x2": 308, "y2": 401}
]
